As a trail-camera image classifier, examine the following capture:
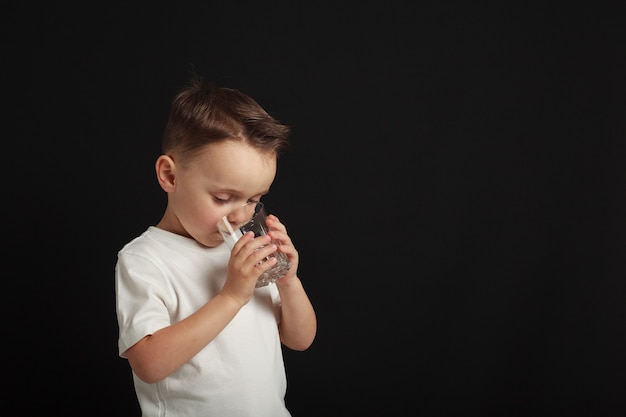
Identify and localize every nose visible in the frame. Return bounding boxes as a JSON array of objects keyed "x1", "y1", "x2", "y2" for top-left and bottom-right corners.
[{"x1": 226, "y1": 202, "x2": 257, "y2": 226}]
